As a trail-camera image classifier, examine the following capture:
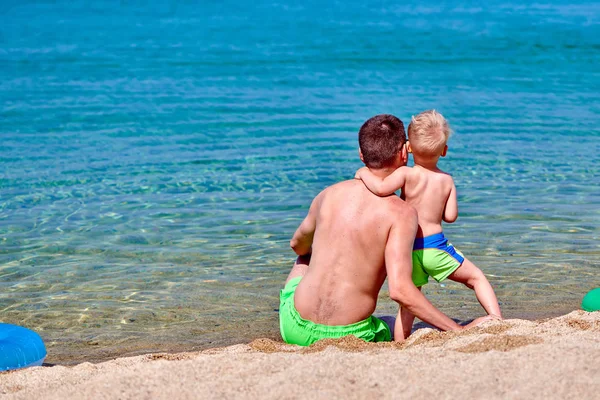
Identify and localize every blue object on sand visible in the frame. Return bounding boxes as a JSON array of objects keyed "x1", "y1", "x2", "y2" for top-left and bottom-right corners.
[
  {"x1": 582, "y1": 288, "x2": 600, "y2": 312},
  {"x1": 0, "y1": 324, "x2": 47, "y2": 371}
]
